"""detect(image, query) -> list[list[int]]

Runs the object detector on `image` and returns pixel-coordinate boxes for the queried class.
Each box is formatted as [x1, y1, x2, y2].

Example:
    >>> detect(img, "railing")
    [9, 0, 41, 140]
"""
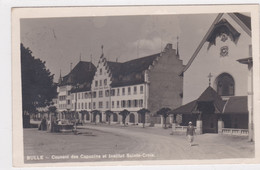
[174, 126, 197, 131]
[222, 128, 248, 136]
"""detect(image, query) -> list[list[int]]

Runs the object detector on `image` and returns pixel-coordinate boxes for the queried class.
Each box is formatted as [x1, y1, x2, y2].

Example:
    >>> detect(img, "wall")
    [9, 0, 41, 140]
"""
[148, 45, 184, 115]
[183, 14, 251, 104]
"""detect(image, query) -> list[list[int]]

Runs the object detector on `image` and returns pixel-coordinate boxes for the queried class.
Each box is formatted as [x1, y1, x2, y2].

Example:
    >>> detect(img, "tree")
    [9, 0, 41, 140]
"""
[80, 110, 89, 123]
[91, 110, 101, 124]
[119, 109, 130, 126]
[105, 110, 113, 125]
[21, 43, 57, 116]
[48, 106, 57, 116]
[137, 108, 150, 128]
[157, 107, 171, 129]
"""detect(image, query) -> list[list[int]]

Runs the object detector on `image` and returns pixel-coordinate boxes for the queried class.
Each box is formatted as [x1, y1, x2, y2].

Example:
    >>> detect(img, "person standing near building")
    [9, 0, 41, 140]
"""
[186, 121, 196, 146]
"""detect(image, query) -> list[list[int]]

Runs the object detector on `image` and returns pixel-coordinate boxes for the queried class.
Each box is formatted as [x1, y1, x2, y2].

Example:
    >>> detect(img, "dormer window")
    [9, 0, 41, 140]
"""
[100, 68, 102, 75]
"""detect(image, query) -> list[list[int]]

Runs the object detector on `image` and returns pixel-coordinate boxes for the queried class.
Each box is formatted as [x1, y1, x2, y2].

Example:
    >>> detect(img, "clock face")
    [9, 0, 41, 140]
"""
[220, 46, 229, 57]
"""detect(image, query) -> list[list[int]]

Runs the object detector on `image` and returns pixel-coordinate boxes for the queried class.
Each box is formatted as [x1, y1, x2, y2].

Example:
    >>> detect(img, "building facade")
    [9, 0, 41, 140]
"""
[172, 13, 252, 136]
[57, 44, 184, 126]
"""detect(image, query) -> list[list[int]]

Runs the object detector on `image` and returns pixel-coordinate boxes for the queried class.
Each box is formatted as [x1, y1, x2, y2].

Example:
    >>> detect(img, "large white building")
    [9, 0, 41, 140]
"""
[57, 43, 184, 126]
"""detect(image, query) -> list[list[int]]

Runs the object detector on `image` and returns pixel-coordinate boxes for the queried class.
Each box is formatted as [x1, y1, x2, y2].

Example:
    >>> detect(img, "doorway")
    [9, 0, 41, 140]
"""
[202, 113, 218, 133]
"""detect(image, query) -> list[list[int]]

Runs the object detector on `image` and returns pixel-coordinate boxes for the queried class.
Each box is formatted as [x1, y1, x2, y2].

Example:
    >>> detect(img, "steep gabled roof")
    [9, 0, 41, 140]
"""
[59, 61, 96, 90]
[171, 86, 227, 114]
[197, 86, 226, 112]
[106, 53, 160, 87]
[180, 13, 251, 76]
[234, 13, 251, 30]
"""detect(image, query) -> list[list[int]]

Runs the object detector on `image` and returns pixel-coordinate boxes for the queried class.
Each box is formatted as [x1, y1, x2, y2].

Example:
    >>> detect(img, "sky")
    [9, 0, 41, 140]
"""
[20, 14, 218, 82]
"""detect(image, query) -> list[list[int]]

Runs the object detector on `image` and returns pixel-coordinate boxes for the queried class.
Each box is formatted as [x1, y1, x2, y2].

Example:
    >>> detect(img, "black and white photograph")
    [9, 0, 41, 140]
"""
[11, 5, 260, 167]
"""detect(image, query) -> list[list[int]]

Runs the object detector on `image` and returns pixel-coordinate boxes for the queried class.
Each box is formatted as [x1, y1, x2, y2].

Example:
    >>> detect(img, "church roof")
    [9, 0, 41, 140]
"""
[197, 86, 226, 112]
[170, 100, 197, 114]
[106, 53, 160, 87]
[222, 96, 248, 114]
[234, 13, 251, 30]
[59, 61, 96, 91]
[171, 87, 248, 115]
[180, 13, 251, 76]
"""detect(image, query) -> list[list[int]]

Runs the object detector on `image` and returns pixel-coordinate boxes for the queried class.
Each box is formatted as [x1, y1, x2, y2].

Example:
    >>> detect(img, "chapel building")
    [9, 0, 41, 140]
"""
[172, 13, 252, 136]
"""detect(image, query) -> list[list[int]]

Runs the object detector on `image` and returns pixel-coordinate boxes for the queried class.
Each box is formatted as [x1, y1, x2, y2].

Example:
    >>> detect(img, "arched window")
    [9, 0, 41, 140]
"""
[215, 73, 234, 96]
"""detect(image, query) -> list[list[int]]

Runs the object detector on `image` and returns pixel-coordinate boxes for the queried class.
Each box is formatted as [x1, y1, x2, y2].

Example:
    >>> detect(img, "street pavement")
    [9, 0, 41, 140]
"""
[23, 123, 254, 163]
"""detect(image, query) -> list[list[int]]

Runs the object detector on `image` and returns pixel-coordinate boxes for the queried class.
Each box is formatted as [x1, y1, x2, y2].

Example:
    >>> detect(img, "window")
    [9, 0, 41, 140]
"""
[67, 100, 70, 105]
[78, 93, 80, 99]
[59, 95, 66, 101]
[89, 103, 91, 109]
[122, 88, 125, 95]
[85, 102, 87, 109]
[84, 92, 88, 99]
[121, 100, 126, 108]
[99, 80, 102, 86]
[128, 100, 131, 107]
[134, 100, 138, 107]
[105, 90, 110, 97]
[99, 102, 103, 108]
[128, 87, 131, 95]
[112, 101, 114, 108]
[93, 102, 96, 109]
[106, 101, 109, 108]
[134, 86, 137, 94]
[110, 89, 115, 96]
[100, 68, 102, 75]
[139, 99, 143, 107]
[99, 91, 103, 97]
[93, 92, 97, 98]
[81, 103, 84, 109]
[95, 80, 98, 87]
[78, 103, 80, 109]
[117, 88, 120, 96]
[82, 93, 84, 99]
[216, 73, 235, 96]
[104, 79, 107, 86]
[117, 101, 120, 108]
[140, 86, 144, 94]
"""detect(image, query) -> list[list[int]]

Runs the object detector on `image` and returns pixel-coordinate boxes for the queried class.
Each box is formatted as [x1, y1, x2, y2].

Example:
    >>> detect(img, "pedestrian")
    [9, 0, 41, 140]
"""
[186, 121, 196, 146]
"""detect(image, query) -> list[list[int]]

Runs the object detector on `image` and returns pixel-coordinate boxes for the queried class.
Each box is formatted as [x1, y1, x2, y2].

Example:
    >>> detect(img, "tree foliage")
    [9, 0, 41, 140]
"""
[157, 107, 171, 128]
[21, 43, 57, 114]
[119, 109, 130, 126]
[105, 110, 114, 125]
[137, 108, 150, 128]
[91, 110, 101, 123]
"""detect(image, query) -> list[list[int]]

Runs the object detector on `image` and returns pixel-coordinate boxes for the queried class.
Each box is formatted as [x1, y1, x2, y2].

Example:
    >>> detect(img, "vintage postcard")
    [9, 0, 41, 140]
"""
[12, 5, 260, 167]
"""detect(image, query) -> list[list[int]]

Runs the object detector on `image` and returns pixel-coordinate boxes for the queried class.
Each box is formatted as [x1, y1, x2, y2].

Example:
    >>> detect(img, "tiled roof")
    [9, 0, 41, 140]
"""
[170, 100, 197, 114]
[59, 61, 96, 91]
[106, 53, 160, 87]
[223, 96, 248, 114]
[171, 86, 248, 115]
[197, 86, 226, 112]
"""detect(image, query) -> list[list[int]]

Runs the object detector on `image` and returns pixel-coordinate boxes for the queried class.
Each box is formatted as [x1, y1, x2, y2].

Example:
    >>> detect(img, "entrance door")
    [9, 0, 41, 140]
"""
[202, 114, 218, 133]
